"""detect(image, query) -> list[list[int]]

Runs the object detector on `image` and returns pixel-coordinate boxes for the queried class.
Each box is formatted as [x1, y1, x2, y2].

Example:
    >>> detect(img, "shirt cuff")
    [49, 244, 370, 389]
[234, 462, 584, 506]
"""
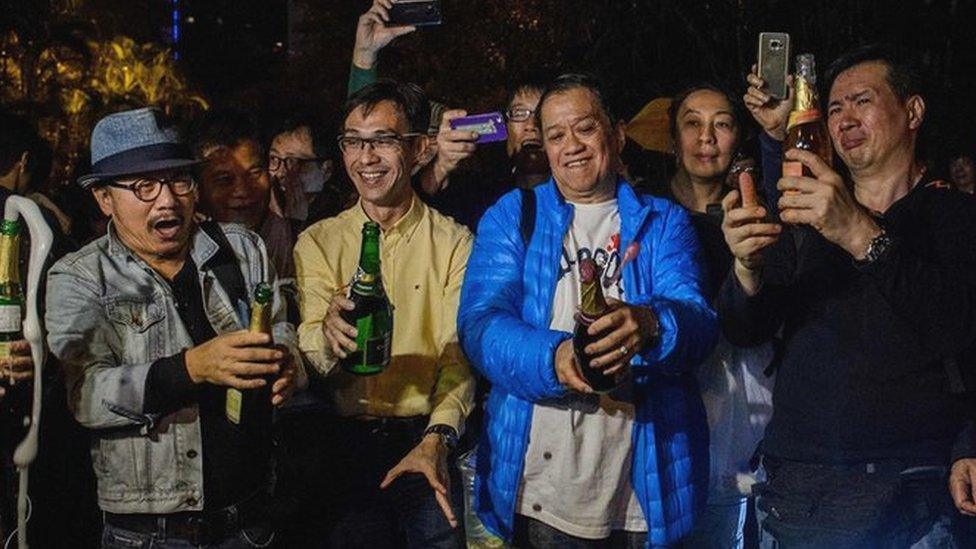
[348, 63, 378, 97]
[143, 350, 199, 414]
[428, 407, 464, 434]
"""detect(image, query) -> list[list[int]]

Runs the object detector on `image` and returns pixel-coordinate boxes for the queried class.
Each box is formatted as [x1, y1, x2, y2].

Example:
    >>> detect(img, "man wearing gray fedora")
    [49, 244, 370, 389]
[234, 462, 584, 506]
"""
[45, 107, 306, 548]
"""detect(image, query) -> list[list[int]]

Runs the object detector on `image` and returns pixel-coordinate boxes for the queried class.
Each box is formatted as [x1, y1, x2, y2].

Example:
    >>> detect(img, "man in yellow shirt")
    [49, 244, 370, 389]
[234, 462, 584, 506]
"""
[294, 80, 474, 548]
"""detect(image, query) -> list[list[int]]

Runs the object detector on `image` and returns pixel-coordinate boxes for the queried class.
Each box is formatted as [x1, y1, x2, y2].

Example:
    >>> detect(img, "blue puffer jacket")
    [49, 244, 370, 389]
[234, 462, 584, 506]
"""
[458, 178, 717, 547]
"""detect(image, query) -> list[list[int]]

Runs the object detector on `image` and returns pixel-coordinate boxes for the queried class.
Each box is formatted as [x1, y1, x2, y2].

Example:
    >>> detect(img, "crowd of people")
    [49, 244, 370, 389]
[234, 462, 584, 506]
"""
[2, 1, 976, 548]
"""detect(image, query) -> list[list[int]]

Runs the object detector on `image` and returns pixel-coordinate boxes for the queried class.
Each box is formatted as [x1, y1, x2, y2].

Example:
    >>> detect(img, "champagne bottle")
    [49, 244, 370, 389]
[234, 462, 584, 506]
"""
[339, 221, 393, 376]
[226, 282, 273, 425]
[572, 258, 619, 393]
[0, 219, 29, 430]
[783, 53, 833, 178]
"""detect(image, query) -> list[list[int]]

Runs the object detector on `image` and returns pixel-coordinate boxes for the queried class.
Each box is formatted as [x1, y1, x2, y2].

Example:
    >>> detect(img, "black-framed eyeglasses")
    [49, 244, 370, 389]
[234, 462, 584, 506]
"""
[105, 176, 197, 202]
[336, 132, 422, 154]
[269, 154, 326, 172]
[505, 106, 535, 123]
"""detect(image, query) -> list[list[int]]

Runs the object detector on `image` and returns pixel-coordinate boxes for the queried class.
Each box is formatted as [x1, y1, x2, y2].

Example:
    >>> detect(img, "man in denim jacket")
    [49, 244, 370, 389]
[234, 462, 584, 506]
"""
[46, 108, 304, 548]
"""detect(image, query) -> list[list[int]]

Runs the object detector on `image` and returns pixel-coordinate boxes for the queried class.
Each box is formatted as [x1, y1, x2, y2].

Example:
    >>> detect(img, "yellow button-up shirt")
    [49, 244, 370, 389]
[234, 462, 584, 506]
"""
[294, 196, 474, 431]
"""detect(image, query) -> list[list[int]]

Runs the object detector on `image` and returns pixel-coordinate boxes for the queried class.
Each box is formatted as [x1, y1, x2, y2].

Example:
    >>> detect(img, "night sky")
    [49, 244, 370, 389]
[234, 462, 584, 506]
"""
[4, 0, 976, 170]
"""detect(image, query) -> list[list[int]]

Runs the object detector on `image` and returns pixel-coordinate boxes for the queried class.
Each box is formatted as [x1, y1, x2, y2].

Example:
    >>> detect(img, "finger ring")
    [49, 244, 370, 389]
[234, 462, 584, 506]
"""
[619, 345, 628, 356]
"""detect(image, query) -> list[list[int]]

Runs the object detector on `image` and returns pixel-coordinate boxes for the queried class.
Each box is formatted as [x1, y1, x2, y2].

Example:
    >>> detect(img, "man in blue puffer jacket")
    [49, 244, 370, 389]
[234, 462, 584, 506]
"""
[458, 74, 718, 548]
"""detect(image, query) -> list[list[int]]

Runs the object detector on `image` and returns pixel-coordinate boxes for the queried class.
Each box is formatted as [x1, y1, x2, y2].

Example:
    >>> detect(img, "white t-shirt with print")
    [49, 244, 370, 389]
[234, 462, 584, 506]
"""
[516, 199, 648, 539]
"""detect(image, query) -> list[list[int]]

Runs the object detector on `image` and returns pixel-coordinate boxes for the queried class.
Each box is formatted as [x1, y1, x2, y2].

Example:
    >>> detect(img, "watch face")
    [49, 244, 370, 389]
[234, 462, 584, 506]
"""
[425, 425, 458, 448]
[857, 232, 891, 265]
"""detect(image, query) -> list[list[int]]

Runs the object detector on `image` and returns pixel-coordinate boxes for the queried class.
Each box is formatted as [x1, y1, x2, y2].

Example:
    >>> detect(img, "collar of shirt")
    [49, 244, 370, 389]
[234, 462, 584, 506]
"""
[352, 193, 425, 245]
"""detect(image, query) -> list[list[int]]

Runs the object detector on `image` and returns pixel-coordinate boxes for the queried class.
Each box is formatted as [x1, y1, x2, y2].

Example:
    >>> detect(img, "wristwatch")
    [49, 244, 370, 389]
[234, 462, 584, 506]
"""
[423, 424, 459, 451]
[854, 230, 894, 266]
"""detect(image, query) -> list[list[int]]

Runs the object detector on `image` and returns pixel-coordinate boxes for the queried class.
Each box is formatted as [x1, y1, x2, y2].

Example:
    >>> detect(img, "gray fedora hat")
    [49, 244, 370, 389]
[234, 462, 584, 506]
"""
[77, 107, 202, 189]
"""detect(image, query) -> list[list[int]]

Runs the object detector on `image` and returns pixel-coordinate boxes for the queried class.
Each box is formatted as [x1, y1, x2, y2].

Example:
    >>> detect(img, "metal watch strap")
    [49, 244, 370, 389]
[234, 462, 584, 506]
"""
[855, 230, 893, 266]
[423, 424, 459, 450]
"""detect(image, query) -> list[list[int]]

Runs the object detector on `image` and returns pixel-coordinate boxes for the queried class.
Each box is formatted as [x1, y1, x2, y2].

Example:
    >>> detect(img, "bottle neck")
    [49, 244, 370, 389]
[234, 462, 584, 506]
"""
[794, 75, 819, 112]
[579, 278, 609, 321]
[359, 234, 380, 275]
[0, 231, 22, 299]
[353, 233, 382, 294]
[788, 75, 823, 130]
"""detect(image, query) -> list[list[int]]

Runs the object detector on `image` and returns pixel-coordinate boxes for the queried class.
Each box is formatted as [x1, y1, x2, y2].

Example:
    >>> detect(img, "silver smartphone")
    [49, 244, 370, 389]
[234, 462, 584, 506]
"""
[758, 32, 790, 100]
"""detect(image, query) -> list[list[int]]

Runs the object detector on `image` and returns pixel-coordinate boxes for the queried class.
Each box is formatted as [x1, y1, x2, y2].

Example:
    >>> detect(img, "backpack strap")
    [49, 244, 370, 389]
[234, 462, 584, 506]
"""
[199, 220, 250, 324]
[519, 188, 536, 248]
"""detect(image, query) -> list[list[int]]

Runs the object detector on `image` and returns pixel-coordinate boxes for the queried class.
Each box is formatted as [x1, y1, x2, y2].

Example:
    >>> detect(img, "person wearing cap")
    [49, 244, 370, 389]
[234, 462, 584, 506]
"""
[45, 107, 306, 548]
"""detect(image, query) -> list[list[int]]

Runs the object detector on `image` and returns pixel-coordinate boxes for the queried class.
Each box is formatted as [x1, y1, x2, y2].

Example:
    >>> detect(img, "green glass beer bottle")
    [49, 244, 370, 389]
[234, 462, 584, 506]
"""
[226, 282, 274, 425]
[339, 222, 393, 376]
[0, 219, 30, 429]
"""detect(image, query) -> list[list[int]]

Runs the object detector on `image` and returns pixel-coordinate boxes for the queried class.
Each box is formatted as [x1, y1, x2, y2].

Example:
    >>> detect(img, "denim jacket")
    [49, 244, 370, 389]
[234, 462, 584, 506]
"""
[46, 222, 301, 514]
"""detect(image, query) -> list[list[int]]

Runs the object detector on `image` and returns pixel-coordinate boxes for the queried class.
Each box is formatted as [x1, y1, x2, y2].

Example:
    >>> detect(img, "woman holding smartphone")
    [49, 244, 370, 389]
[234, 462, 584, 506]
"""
[655, 83, 775, 549]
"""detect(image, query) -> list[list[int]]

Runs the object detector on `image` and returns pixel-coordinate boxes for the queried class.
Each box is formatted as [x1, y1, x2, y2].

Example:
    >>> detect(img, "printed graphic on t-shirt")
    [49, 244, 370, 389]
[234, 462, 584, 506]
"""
[558, 231, 624, 296]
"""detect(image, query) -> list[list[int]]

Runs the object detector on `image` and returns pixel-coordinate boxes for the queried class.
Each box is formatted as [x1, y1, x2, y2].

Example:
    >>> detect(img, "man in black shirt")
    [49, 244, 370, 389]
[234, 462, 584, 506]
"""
[719, 44, 976, 547]
[46, 108, 304, 548]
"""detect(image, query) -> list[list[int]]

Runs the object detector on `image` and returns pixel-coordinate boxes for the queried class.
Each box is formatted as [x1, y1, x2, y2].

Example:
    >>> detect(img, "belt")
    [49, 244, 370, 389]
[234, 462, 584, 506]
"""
[762, 455, 947, 478]
[104, 491, 268, 545]
[343, 414, 429, 436]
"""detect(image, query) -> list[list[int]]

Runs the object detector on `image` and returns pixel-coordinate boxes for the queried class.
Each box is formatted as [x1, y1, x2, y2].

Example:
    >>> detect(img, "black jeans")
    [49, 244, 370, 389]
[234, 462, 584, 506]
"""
[754, 456, 963, 548]
[101, 522, 274, 549]
[275, 414, 464, 549]
[512, 514, 655, 549]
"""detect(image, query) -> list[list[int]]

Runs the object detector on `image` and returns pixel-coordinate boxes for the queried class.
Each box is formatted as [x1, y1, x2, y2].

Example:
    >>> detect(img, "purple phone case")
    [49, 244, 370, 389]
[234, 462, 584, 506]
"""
[449, 112, 507, 144]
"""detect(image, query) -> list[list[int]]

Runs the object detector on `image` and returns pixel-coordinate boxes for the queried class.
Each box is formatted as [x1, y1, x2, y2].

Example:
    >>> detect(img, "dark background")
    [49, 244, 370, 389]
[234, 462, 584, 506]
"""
[3, 0, 976, 170]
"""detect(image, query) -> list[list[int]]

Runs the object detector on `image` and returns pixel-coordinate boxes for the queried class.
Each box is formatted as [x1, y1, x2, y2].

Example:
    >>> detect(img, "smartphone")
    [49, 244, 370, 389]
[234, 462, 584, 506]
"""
[387, 0, 443, 27]
[758, 32, 790, 100]
[449, 112, 507, 144]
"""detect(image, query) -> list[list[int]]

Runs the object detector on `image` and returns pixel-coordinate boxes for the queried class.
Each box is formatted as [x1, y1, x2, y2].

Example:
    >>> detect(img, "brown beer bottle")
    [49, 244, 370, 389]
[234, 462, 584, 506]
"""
[783, 53, 833, 177]
[572, 258, 619, 393]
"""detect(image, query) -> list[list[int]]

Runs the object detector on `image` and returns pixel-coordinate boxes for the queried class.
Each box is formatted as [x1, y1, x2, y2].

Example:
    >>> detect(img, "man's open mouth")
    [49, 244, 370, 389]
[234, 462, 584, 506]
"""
[152, 217, 183, 239]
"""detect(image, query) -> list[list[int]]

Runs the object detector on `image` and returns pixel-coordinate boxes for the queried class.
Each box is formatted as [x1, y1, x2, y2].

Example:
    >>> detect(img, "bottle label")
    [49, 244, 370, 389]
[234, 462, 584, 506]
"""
[249, 303, 272, 336]
[0, 305, 22, 334]
[782, 160, 804, 177]
[226, 388, 243, 425]
[787, 109, 822, 131]
[355, 309, 392, 367]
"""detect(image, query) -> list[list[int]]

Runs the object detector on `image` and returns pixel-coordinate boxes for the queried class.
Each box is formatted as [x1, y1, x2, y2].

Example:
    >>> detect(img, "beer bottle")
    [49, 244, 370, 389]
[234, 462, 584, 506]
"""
[783, 53, 833, 177]
[226, 282, 273, 425]
[572, 258, 619, 393]
[339, 221, 393, 376]
[0, 219, 30, 430]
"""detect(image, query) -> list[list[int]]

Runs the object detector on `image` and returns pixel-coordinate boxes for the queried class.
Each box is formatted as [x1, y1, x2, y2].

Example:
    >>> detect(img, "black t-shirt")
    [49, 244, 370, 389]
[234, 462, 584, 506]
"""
[718, 177, 976, 464]
[651, 183, 733, 303]
[144, 258, 271, 510]
[688, 207, 734, 304]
